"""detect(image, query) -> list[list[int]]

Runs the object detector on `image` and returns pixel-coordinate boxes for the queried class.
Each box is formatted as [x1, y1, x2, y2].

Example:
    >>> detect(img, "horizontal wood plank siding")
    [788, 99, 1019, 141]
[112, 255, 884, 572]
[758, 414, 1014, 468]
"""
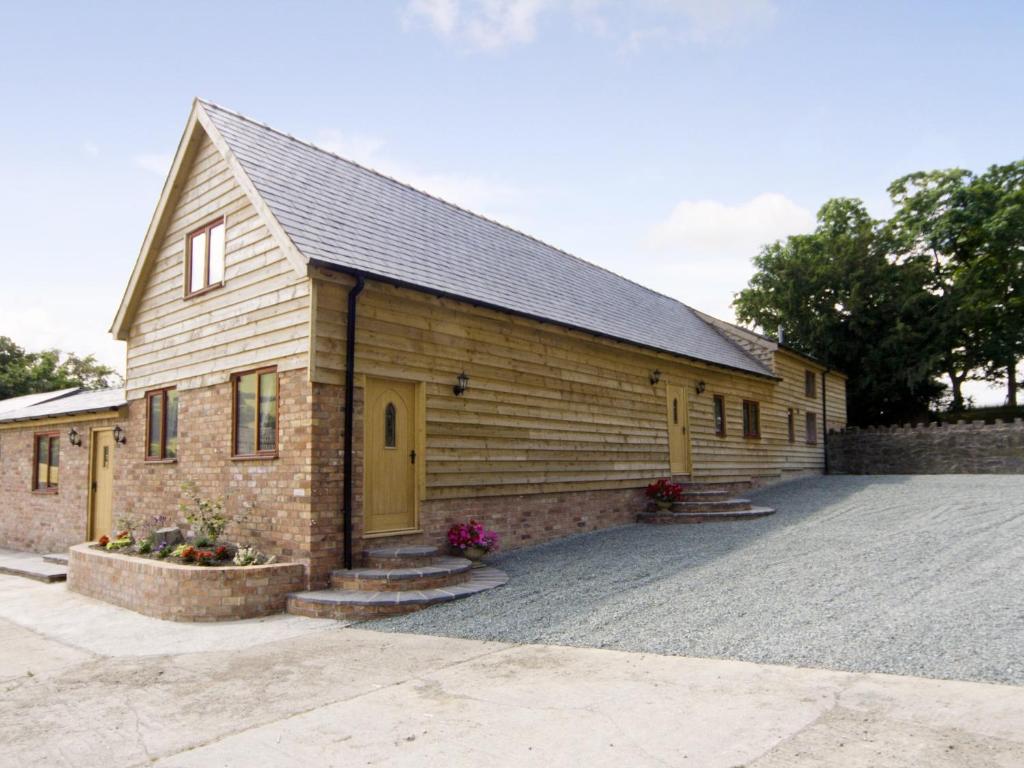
[312, 271, 849, 497]
[125, 131, 309, 397]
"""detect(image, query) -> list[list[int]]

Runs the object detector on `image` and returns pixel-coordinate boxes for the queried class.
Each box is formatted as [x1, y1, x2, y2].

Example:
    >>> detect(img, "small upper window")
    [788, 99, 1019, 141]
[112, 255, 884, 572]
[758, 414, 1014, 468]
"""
[742, 400, 761, 439]
[805, 370, 817, 398]
[34, 433, 59, 492]
[186, 218, 226, 296]
[146, 388, 179, 460]
[713, 395, 726, 437]
[233, 368, 278, 457]
[806, 412, 818, 444]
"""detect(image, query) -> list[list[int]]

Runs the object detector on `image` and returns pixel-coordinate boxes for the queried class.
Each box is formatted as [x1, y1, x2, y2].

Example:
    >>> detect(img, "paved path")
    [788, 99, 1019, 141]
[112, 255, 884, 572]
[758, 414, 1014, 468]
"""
[374, 475, 1024, 685]
[2, 575, 1023, 767]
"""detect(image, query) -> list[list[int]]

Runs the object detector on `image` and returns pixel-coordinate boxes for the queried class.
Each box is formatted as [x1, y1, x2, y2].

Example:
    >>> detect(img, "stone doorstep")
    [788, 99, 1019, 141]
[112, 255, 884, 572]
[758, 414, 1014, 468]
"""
[331, 557, 472, 591]
[42, 553, 70, 566]
[0, 549, 68, 583]
[637, 506, 776, 525]
[361, 544, 442, 569]
[670, 498, 754, 513]
[287, 566, 509, 620]
[676, 489, 732, 502]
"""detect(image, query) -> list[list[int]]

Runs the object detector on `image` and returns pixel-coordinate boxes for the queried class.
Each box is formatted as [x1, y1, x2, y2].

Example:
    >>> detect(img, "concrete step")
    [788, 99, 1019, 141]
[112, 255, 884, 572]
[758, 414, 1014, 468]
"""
[671, 498, 753, 513]
[362, 545, 440, 569]
[0, 549, 68, 583]
[288, 566, 508, 620]
[638, 506, 775, 525]
[331, 556, 472, 591]
[677, 489, 732, 503]
[43, 553, 69, 565]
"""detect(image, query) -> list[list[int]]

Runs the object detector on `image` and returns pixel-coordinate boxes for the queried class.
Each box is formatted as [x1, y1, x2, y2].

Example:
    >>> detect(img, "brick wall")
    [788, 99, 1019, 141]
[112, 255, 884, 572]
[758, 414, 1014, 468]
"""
[0, 415, 122, 552]
[67, 544, 306, 621]
[827, 420, 1024, 474]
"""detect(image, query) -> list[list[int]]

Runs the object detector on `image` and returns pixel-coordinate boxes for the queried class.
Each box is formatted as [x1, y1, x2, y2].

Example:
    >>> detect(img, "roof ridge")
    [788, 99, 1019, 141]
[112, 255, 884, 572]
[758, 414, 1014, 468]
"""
[195, 98, 711, 316]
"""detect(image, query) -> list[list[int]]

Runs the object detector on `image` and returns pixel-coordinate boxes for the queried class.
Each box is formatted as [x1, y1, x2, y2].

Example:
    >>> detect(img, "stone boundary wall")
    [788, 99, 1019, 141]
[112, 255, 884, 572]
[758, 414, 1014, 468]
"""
[67, 544, 306, 622]
[827, 419, 1024, 474]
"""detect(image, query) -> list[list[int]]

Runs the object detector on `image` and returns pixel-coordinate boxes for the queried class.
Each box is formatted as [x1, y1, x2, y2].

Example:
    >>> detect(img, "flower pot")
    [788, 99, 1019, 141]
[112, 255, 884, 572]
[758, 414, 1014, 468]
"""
[655, 500, 673, 511]
[462, 545, 488, 567]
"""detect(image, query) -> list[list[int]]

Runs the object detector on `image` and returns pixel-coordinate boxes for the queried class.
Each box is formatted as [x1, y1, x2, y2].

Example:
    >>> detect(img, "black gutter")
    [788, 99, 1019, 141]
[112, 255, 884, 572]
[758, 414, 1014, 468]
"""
[309, 260, 781, 382]
[342, 273, 366, 570]
[821, 369, 830, 474]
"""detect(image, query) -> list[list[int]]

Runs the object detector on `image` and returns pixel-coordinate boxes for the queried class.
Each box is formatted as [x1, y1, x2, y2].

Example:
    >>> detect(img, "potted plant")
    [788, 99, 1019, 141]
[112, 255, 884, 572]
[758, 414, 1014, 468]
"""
[645, 478, 683, 510]
[447, 519, 500, 566]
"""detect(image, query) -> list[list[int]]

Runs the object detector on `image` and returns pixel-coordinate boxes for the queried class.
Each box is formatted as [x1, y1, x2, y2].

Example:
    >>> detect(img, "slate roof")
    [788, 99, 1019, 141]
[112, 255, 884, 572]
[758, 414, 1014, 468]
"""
[0, 389, 126, 423]
[0, 388, 81, 416]
[201, 101, 772, 378]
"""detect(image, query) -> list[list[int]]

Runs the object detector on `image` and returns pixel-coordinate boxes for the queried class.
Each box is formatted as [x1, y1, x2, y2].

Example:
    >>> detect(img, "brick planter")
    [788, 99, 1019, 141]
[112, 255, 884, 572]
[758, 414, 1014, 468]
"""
[67, 543, 306, 622]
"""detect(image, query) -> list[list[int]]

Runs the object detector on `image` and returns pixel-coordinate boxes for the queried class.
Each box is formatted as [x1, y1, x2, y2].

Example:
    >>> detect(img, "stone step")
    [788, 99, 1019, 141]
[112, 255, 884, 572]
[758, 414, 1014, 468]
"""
[288, 566, 509, 620]
[671, 498, 753, 513]
[637, 506, 776, 525]
[0, 550, 68, 583]
[42, 553, 69, 565]
[362, 545, 440, 569]
[677, 489, 731, 502]
[331, 556, 472, 591]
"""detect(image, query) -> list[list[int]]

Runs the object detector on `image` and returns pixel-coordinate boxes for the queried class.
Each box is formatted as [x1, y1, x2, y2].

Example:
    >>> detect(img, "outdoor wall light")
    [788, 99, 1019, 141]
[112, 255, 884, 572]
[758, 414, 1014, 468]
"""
[68, 427, 82, 447]
[112, 425, 126, 445]
[453, 371, 470, 396]
[649, 369, 661, 385]
[695, 380, 706, 395]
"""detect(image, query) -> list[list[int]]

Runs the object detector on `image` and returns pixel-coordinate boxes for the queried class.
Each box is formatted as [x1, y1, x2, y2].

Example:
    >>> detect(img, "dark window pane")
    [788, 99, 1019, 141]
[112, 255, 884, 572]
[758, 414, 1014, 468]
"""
[384, 403, 397, 448]
[235, 373, 257, 454]
[258, 372, 277, 452]
[165, 390, 179, 459]
[148, 393, 162, 458]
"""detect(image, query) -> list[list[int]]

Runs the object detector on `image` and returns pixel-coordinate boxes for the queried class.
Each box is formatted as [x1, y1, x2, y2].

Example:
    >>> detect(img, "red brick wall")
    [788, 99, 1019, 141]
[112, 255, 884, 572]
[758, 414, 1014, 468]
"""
[67, 544, 306, 621]
[0, 415, 122, 553]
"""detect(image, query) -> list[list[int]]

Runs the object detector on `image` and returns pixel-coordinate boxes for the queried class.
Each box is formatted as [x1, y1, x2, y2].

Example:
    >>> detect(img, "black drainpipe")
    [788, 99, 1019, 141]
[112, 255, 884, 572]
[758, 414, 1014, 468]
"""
[821, 368, 830, 474]
[343, 274, 366, 570]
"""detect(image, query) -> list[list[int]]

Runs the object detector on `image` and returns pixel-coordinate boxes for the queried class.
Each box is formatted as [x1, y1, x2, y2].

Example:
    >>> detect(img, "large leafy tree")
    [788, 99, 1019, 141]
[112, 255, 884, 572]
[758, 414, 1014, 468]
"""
[0, 336, 121, 400]
[734, 198, 943, 426]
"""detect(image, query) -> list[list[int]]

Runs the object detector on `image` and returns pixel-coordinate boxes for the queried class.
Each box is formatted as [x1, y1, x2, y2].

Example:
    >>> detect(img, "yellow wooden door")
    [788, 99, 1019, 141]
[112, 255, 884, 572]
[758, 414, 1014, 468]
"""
[89, 430, 115, 540]
[666, 385, 691, 475]
[364, 378, 418, 535]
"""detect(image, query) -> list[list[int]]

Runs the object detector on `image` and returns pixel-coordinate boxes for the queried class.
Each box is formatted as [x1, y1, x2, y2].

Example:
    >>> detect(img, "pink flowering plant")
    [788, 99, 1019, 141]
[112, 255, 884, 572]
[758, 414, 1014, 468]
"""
[447, 519, 500, 553]
[645, 478, 683, 503]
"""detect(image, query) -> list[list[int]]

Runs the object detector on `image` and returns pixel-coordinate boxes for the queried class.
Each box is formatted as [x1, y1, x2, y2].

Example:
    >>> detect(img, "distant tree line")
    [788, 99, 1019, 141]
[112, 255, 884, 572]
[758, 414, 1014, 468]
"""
[733, 161, 1024, 427]
[0, 336, 122, 400]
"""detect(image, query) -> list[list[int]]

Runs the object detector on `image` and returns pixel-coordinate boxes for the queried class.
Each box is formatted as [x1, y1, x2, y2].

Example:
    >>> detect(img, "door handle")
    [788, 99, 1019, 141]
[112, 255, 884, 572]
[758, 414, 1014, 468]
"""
[410, 450, 416, 464]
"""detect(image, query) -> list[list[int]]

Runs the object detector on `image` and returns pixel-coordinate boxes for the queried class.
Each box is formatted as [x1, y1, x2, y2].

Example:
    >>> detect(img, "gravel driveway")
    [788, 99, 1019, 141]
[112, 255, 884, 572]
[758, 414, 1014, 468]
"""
[372, 475, 1024, 685]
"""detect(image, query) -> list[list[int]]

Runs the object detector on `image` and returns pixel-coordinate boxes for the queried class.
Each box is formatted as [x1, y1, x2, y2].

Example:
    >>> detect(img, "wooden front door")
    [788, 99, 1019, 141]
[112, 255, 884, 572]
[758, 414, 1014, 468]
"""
[89, 429, 115, 539]
[364, 377, 418, 535]
[666, 384, 691, 475]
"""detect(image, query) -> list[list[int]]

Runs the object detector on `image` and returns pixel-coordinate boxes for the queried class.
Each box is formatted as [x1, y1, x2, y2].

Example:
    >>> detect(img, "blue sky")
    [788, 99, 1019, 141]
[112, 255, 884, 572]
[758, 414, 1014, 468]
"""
[1, 1, 1021, 402]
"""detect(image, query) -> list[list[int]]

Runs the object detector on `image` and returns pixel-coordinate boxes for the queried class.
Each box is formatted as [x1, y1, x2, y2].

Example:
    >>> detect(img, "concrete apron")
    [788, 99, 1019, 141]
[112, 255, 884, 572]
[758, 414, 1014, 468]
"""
[1, 575, 1022, 768]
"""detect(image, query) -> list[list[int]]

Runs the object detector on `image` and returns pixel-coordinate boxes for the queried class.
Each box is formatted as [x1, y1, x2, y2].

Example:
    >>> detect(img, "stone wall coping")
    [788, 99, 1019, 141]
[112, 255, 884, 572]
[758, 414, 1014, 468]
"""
[68, 543, 303, 575]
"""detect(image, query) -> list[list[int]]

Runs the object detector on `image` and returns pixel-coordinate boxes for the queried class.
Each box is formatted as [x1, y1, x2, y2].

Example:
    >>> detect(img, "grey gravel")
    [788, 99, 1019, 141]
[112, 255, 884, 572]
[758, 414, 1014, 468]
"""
[370, 475, 1024, 685]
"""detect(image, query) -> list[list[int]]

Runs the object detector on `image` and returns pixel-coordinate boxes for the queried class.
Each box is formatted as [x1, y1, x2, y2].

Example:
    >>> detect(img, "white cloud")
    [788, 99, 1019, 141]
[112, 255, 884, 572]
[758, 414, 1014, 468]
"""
[314, 129, 521, 216]
[403, 0, 776, 50]
[134, 152, 173, 176]
[647, 193, 814, 257]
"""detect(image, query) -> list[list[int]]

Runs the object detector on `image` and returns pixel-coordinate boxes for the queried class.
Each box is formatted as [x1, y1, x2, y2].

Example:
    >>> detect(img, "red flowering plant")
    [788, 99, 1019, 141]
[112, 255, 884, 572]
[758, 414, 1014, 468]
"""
[214, 545, 228, 561]
[447, 519, 500, 553]
[180, 546, 197, 563]
[645, 478, 683, 505]
[195, 550, 215, 566]
[97, 535, 110, 547]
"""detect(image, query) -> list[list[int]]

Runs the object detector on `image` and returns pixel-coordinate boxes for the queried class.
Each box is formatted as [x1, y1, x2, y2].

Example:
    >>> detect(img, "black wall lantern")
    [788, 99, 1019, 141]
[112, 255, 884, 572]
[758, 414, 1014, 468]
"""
[649, 369, 661, 385]
[695, 380, 706, 395]
[453, 371, 470, 396]
[112, 425, 126, 445]
[68, 427, 82, 447]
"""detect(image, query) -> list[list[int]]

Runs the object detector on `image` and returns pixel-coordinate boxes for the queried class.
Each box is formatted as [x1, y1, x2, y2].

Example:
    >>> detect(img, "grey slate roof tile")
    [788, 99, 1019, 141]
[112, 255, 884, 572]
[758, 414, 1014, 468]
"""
[201, 101, 772, 377]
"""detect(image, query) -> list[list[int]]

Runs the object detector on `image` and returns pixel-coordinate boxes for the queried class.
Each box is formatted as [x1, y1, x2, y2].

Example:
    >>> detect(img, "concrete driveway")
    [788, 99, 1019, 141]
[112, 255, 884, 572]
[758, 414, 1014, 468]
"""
[2, 574, 1024, 767]
[374, 475, 1024, 685]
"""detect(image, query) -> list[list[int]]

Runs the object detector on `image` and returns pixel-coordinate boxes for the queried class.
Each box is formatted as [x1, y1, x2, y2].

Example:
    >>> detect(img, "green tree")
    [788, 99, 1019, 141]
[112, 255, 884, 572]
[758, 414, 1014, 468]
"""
[734, 198, 943, 426]
[0, 336, 121, 400]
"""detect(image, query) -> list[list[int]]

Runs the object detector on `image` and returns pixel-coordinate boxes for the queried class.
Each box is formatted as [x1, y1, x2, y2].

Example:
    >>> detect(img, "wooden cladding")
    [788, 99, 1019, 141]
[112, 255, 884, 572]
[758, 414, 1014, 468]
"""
[33, 432, 59, 492]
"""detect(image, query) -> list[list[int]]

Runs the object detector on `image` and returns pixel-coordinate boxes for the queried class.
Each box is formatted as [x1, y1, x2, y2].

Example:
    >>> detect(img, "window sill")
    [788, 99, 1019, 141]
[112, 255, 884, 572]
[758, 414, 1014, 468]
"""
[743, 434, 761, 440]
[231, 453, 278, 461]
[183, 282, 224, 301]
[144, 458, 178, 464]
[32, 488, 59, 495]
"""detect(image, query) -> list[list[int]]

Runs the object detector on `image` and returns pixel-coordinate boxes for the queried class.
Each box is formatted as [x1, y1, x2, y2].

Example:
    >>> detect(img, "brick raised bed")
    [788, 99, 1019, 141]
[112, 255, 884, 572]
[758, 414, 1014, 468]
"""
[67, 543, 306, 622]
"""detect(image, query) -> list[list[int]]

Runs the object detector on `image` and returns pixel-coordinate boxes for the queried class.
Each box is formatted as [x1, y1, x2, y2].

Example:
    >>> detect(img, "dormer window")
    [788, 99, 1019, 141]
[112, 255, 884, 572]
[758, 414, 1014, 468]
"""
[185, 218, 226, 296]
